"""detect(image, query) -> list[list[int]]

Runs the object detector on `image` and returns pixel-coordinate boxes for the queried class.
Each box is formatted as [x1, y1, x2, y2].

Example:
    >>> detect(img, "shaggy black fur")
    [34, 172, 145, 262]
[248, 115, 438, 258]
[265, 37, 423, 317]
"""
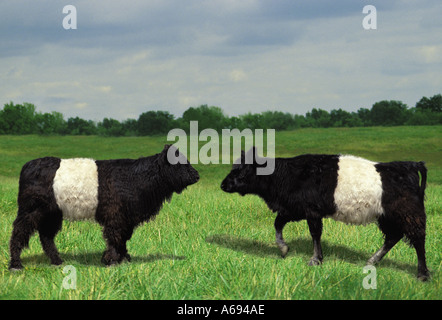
[9, 145, 199, 269]
[9, 157, 63, 270]
[95, 145, 199, 265]
[220, 147, 429, 281]
[374, 161, 428, 280]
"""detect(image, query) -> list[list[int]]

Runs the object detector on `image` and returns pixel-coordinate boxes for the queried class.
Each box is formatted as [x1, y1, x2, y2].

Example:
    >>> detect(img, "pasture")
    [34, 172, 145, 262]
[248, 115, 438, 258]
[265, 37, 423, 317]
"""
[0, 126, 441, 299]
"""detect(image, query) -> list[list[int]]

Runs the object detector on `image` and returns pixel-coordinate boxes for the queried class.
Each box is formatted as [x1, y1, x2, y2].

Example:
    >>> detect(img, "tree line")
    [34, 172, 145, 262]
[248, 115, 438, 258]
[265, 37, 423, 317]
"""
[0, 94, 440, 136]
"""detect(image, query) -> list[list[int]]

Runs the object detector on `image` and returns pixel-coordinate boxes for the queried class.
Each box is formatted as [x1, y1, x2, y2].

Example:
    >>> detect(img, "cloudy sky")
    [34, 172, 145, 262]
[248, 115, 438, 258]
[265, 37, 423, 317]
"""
[1, 0, 441, 121]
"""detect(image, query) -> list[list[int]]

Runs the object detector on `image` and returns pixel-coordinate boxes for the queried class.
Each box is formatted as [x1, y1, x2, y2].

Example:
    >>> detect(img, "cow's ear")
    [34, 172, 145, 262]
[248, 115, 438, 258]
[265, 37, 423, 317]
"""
[252, 146, 258, 162]
[239, 150, 246, 166]
[166, 144, 179, 157]
[252, 146, 262, 165]
[160, 144, 181, 165]
[163, 144, 171, 152]
[244, 147, 257, 165]
[159, 145, 170, 164]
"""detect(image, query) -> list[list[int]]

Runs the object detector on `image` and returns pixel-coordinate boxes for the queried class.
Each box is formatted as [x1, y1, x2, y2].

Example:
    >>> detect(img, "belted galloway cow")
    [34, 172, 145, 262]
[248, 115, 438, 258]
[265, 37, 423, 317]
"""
[9, 145, 199, 269]
[221, 147, 429, 281]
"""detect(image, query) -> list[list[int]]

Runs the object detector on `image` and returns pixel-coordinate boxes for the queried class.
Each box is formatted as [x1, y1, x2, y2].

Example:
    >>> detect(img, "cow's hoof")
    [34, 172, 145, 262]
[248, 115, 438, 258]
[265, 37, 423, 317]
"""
[9, 261, 23, 271]
[308, 257, 322, 266]
[279, 245, 289, 258]
[417, 271, 430, 282]
[51, 258, 63, 266]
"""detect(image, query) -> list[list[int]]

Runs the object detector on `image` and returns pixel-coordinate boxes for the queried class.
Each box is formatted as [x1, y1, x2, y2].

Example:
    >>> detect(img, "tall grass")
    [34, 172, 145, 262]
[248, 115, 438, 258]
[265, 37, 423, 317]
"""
[0, 126, 440, 299]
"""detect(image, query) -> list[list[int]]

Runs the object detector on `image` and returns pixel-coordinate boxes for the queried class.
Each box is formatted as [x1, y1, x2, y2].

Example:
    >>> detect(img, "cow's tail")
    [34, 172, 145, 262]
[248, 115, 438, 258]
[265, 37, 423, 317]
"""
[416, 161, 427, 203]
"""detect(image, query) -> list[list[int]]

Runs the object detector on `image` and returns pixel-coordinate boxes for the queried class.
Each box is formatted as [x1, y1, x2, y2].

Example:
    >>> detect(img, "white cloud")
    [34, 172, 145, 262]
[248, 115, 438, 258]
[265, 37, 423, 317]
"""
[96, 86, 112, 93]
[75, 102, 88, 110]
[229, 69, 247, 82]
[418, 46, 442, 64]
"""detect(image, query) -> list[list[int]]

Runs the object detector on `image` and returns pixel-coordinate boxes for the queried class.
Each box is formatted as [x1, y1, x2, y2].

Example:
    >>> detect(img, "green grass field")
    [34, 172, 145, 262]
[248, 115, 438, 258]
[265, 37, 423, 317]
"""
[0, 126, 441, 300]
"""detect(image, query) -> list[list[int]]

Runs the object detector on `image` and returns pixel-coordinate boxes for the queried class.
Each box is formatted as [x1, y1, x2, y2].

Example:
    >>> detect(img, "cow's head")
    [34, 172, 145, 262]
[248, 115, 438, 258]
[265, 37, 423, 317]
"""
[161, 144, 199, 192]
[220, 147, 265, 196]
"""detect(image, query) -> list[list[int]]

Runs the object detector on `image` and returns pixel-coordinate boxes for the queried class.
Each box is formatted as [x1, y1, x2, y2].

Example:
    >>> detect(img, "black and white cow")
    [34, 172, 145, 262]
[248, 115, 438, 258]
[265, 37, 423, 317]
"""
[221, 147, 430, 281]
[9, 145, 199, 269]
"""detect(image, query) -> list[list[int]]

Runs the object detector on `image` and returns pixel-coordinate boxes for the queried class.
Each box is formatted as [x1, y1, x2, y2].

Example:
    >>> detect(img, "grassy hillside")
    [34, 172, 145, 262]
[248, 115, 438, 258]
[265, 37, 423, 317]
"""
[0, 126, 440, 299]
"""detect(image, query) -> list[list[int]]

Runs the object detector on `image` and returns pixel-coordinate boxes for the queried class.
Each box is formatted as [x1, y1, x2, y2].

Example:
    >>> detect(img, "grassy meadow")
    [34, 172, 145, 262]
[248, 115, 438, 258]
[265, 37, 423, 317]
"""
[0, 126, 441, 300]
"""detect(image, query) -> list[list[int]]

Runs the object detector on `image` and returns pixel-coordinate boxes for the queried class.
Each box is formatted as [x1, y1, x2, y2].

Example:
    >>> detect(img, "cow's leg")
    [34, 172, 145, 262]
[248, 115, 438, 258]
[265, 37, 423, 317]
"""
[275, 214, 290, 258]
[119, 226, 134, 262]
[101, 224, 133, 266]
[403, 212, 430, 281]
[411, 238, 430, 281]
[9, 210, 38, 270]
[307, 218, 323, 266]
[118, 241, 131, 262]
[38, 210, 63, 266]
[101, 226, 123, 266]
[367, 236, 401, 266]
[368, 216, 403, 265]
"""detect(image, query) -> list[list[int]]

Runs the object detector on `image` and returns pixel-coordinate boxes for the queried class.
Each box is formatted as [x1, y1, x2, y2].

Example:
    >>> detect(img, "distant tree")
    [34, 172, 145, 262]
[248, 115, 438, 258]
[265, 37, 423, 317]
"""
[239, 112, 262, 130]
[406, 106, 442, 126]
[260, 111, 296, 130]
[98, 118, 124, 136]
[225, 116, 243, 130]
[416, 94, 442, 113]
[349, 112, 364, 127]
[66, 117, 97, 135]
[0, 113, 5, 134]
[370, 100, 410, 126]
[306, 108, 332, 128]
[327, 109, 363, 127]
[0, 102, 38, 134]
[182, 105, 228, 132]
[2, 94, 441, 136]
[330, 109, 350, 127]
[138, 110, 175, 136]
[35, 111, 66, 135]
[121, 119, 138, 136]
[357, 108, 372, 126]
[293, 114, 309, 128]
